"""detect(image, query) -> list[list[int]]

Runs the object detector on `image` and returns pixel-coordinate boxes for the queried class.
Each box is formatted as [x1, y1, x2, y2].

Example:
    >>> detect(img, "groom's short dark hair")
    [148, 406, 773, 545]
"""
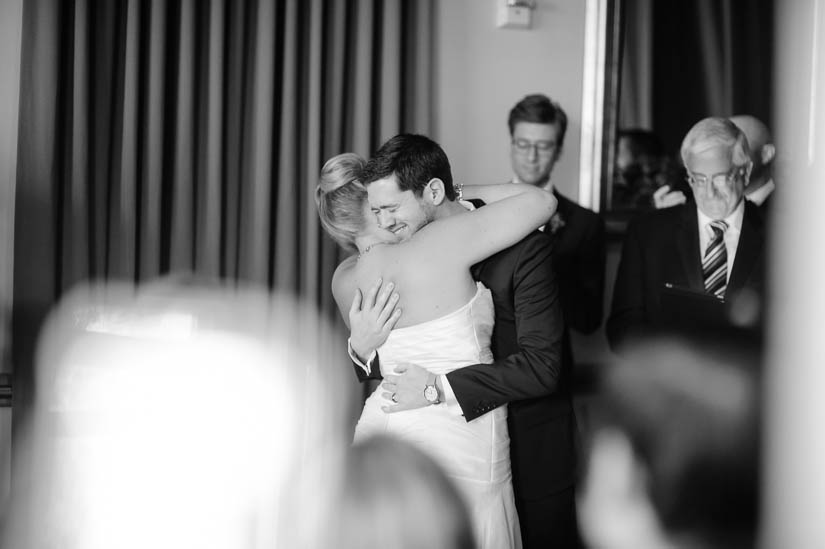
[361, 134, 456, 200]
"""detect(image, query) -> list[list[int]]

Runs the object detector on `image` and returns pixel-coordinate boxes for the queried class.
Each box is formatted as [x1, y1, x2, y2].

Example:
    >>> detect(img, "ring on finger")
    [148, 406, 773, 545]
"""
[391, 393, 398, 403]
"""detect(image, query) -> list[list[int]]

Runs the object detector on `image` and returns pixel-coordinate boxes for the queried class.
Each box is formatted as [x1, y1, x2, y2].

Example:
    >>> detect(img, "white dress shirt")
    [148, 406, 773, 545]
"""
[696, 200, 745, 283]
[511, 176, 553, 194]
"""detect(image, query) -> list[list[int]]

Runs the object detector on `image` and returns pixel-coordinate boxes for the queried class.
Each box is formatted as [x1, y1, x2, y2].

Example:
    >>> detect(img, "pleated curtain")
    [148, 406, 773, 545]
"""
[617, 0, 772, 150]
[12, 0, 434, 418]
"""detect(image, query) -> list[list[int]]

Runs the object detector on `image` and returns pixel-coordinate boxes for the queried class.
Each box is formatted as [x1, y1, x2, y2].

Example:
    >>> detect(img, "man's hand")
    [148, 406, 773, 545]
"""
[349, 277, 402, 360]
[381, 362, 433, 413]
[653, 185, 687, 209]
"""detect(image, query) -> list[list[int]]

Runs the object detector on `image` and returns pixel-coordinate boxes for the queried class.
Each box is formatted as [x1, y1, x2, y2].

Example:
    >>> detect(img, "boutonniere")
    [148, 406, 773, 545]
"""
[548, 211, 566, 234]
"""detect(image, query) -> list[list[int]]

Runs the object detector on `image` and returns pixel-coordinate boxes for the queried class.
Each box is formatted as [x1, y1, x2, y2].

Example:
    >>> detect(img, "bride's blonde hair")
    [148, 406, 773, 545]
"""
[315, 153, 368, 253]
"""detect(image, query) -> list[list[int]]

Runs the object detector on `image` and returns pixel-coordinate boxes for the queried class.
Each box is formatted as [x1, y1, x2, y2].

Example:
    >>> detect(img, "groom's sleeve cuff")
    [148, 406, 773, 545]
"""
[440, 375, 462, 415]
[347, 338, 377, 376]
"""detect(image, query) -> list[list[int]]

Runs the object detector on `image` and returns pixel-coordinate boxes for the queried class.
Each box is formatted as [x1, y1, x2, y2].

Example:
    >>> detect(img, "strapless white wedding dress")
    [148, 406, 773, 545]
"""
[354, 283, 521, 549]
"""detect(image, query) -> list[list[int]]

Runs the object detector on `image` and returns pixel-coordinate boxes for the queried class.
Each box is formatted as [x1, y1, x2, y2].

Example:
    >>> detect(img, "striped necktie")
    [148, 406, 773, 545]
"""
[703, 220, 729, 298]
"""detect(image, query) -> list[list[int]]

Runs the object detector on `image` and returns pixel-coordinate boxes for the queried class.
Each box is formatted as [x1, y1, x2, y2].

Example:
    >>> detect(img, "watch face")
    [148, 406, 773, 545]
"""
[424, 385, 438, 403]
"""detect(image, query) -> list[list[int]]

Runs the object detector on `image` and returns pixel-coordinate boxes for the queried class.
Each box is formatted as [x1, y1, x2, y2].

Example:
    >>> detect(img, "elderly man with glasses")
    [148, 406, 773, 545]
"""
[607, 117, 766, 354]
[653, 114, 777, 212]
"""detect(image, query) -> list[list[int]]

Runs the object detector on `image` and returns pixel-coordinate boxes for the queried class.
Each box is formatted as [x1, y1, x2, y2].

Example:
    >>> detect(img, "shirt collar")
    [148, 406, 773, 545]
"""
[511, 176, 553, 194]
[696, 199, 745, 234]
[459, 199, 476, 211]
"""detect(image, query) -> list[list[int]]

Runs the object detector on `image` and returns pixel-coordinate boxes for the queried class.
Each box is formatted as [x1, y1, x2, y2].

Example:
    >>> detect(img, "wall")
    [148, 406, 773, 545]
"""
[435, 0, 587, 198]
[435, 0, 610, 373]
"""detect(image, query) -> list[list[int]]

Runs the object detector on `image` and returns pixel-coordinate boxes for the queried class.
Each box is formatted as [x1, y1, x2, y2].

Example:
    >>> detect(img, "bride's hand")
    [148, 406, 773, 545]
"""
[349, 278, 402, 359]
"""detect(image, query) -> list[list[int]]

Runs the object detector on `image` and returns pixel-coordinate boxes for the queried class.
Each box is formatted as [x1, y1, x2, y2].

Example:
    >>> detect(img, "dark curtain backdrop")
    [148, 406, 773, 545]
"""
[12, 0, 434, 438]
[620, 0, 773, 154]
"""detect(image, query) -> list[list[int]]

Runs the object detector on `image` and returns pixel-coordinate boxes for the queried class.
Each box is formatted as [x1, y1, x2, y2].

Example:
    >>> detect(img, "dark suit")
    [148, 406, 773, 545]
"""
[750, 182, 774, 219]
[351, 221, 579, 548]
[606, 201, 766, 353]
[549, 189, 606, 370]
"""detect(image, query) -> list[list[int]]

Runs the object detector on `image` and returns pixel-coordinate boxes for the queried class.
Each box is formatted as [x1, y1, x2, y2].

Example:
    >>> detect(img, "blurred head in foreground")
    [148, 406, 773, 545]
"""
[327, 434, 475, 549]
[580, 335, 761, 549]
[4, 280, 357, 549]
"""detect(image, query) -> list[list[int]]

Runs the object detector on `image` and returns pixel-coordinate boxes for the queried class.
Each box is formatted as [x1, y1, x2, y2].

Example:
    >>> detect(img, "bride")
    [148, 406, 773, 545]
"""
[315, 136, 556, 549]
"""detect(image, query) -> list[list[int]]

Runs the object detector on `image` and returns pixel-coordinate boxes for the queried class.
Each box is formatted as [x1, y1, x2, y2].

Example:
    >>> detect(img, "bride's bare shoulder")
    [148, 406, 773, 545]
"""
[331, 256, 359, 318]
[332, 255, 358, 288]
[335, 254, 358, 271]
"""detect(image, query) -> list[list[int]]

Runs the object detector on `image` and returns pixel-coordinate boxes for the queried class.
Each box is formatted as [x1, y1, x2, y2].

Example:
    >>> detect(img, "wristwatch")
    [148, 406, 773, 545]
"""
[423, 373, 440, 405]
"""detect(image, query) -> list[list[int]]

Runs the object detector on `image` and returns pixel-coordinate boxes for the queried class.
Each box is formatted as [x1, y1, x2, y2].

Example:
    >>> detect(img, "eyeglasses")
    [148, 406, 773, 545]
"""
[512, 138, 557, 155]
[685, 165, 749, 188]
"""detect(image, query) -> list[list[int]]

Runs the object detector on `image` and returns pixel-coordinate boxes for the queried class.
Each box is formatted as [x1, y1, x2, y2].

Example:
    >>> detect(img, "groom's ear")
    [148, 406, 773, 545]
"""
[424, 178, 446, 206]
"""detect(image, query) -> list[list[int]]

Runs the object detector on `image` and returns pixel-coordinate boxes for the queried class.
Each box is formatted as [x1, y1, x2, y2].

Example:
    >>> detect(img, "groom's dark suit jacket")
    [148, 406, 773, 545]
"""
[352, 210, 576, 501]
[548, 189, 606, 372]
[460, 229, 577, 501]
[606, 200, 766, 353]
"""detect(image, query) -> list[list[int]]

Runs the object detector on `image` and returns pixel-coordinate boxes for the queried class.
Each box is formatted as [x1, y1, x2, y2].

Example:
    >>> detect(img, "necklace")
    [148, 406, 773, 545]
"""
[358, 243, 383, 259]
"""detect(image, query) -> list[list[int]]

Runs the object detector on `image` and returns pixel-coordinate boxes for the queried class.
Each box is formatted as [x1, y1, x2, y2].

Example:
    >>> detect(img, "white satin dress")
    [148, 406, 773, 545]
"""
[354, 283, 521, 549]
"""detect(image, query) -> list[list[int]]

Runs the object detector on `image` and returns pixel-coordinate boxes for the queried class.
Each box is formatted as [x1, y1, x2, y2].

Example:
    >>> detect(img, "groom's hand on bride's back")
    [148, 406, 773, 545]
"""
[349, 277, 402, 360]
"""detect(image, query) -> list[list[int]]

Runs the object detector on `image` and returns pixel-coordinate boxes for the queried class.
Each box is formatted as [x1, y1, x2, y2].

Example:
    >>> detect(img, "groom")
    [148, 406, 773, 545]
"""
[347, 134, 580, 548]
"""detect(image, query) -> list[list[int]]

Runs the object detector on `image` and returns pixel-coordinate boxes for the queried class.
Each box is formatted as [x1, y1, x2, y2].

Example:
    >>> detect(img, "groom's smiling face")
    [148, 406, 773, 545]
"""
[367, 174, 433, 242]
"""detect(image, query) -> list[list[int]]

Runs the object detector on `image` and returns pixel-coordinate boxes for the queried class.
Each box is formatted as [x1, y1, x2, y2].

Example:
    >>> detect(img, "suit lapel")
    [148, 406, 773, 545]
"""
[549, 189, 570, 239]
[675, 205, 704, 291]
[552, 189, 568, 215]
[728, 202, 764, 294]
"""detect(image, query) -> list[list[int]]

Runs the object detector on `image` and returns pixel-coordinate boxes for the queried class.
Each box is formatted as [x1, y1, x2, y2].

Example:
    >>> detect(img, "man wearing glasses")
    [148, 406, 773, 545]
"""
[653, 114, 776, 212]
[607, 117, 766, 353]
[504, 94, 606, 547]
[507, 94, 606, 372]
